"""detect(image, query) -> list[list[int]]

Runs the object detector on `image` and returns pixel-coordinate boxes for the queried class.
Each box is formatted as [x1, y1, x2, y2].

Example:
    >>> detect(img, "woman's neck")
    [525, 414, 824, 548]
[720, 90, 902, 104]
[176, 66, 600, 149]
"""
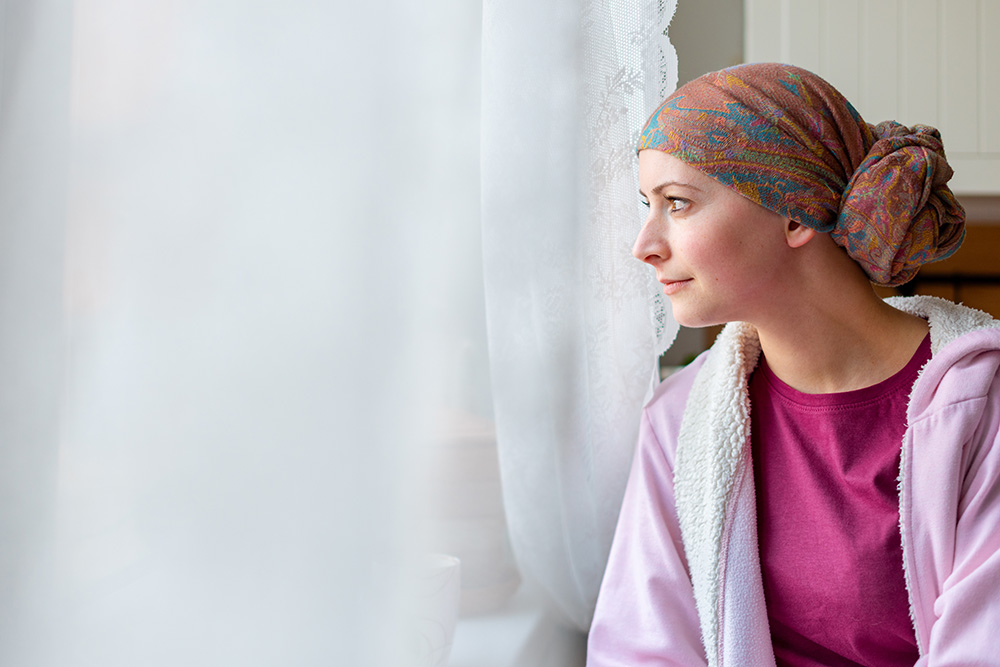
[753, 279, 928, 395]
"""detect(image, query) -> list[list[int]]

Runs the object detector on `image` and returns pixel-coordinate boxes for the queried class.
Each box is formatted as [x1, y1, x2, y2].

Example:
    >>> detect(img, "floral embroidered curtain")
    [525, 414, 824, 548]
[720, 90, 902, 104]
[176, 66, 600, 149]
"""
[482, 0, 679, 632]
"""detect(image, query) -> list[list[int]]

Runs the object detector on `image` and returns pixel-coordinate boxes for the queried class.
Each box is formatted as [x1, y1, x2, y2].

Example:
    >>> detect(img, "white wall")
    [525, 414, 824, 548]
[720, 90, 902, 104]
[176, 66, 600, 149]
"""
[670, 0, 744, 85]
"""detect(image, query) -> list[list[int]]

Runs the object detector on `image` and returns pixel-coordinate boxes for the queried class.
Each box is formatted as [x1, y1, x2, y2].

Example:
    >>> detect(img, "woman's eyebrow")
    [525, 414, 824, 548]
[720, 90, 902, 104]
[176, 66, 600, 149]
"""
[638, 181, 703, 198]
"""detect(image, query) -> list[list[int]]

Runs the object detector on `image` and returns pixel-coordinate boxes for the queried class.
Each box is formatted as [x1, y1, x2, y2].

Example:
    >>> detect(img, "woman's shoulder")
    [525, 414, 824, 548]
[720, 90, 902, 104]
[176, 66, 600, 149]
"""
[886, 295, 1000, 351]
[650, 353, 707, 402]
[644, 321, 761, 438]
[642, 351, 710, 441]
[893, 295, 1000, 416]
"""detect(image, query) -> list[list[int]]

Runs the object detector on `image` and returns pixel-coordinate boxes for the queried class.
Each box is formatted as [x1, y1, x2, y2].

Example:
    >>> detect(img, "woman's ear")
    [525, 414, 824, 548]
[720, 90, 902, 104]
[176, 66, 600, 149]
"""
[784, 219, 817, 248]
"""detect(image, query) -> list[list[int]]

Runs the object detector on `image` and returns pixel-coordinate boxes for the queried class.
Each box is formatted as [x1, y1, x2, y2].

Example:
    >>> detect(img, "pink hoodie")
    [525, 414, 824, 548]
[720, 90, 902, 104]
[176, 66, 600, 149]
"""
[587, 296, 1000, 666]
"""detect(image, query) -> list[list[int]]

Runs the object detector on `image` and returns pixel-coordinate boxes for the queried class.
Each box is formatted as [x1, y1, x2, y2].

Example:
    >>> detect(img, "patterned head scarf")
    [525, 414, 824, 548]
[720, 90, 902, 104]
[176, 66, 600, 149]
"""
[638, 63, 965, 286]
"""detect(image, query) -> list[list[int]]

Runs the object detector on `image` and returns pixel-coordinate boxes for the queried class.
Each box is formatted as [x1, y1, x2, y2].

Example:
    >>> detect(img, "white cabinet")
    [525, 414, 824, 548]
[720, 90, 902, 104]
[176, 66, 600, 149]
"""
[744, 0, 1000, 194]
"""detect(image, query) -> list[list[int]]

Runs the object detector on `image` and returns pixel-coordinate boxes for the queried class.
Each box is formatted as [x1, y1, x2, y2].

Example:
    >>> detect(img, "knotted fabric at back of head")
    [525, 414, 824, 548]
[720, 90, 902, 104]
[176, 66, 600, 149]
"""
[638, 62, 966, 286]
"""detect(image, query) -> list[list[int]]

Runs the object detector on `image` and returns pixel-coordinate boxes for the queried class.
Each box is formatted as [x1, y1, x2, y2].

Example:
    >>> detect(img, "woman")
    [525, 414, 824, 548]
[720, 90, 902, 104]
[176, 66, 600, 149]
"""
[587, 63, 1000, 666]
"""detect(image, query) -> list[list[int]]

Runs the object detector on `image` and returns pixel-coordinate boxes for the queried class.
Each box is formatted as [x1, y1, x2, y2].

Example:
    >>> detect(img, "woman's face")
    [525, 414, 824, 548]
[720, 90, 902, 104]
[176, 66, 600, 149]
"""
[634, 149, 793, 328]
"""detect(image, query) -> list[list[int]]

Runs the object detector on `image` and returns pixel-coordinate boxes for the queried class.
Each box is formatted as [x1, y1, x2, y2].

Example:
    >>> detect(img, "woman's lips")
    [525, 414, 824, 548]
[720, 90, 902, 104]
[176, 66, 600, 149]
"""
[660, 278, 692, 295]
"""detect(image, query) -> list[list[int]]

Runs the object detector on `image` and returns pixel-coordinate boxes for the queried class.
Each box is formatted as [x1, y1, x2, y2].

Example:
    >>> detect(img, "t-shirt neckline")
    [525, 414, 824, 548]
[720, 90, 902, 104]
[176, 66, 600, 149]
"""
[757, 333, 932, 408]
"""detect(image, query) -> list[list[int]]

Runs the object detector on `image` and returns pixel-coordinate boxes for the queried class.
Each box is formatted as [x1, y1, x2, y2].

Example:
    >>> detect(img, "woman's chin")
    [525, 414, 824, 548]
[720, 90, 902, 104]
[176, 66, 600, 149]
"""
[669, 303, 726, 330]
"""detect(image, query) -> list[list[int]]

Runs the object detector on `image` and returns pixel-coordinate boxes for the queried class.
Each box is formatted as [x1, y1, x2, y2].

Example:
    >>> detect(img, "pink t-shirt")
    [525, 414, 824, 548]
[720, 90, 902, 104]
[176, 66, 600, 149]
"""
[750, 334, 931, 666]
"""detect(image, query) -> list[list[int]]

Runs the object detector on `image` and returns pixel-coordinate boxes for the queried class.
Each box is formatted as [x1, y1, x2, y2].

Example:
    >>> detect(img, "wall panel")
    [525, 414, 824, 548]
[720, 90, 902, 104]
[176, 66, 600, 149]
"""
[900, 0, 939, 127]
[744, 0, 783, 63]
[821, 0, 860, 103]
[787, 0, 821, 72]
[745, 0, 1000, 193]
[861, 0, 900, 123]
[982, 0, 1000, 153]
[941, 0, 979, 153]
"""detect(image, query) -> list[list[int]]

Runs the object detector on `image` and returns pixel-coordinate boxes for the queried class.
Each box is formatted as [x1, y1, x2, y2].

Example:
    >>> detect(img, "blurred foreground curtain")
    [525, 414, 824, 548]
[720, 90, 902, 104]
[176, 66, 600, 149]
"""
[0, 1, 482, 665]
[482, 0, 679, 632]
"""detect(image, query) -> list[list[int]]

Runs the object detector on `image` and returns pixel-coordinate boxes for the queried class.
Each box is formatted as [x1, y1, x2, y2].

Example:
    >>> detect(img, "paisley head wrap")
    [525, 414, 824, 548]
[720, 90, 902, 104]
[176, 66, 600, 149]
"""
[638, 63, 966, 286]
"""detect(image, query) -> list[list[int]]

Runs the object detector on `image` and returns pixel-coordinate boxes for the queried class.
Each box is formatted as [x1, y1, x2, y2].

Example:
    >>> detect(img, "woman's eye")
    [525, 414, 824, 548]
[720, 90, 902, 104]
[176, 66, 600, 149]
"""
[667, 198, 689, 213]
[639, 196, 688, 212]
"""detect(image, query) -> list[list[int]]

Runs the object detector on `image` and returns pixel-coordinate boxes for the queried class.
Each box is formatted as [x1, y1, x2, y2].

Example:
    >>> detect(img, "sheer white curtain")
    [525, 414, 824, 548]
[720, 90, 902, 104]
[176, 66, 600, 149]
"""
[482, 0, 678, 632]
[1, 1, 482, 665]
[0, 0, 72, 659]
[0, 0, 679, 663]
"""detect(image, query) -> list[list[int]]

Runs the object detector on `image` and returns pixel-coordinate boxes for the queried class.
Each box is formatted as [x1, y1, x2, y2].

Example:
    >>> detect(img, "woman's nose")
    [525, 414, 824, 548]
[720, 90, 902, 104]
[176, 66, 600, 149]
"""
[632, 216, 669, 265]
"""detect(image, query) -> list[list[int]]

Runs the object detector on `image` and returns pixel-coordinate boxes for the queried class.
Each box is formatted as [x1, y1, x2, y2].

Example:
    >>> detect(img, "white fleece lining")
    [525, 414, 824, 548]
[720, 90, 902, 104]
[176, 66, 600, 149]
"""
[885, 295, 1000, 355]
[720, 453, 777, 667]
[673, 320, 760, 666]
[672, 295, 1000, 664]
